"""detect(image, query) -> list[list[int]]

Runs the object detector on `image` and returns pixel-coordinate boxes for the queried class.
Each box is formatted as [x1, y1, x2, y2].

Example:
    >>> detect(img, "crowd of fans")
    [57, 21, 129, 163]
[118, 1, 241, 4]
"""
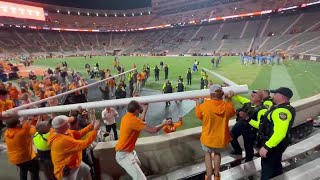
[0, 54, 297, 180]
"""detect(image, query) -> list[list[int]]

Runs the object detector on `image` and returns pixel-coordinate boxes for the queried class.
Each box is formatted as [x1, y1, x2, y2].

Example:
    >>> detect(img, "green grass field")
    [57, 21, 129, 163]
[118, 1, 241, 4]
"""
[33, 56, 320, 130]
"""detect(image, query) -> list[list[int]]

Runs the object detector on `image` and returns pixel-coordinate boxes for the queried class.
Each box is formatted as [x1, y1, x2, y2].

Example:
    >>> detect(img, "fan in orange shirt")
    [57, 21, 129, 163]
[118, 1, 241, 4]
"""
[136, 73, 143, 92]
[7, 82, 20, 107]
[195, 84, 235, 180]
[162, 117, 183, 134]
[52, 81, 60, 94]
[48, 115, 100, 179]
[107, 75, 116, 97]
[115, 101, 167, 179]
[4, 118, 39, 180]
[44, 87, 59, 107]
[69, 80, 80, 95]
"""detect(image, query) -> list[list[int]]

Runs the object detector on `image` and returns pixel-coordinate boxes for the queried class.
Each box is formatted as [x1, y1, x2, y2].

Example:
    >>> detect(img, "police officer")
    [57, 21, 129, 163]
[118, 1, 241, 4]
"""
[260, 90, 274, 109]
[154, 65, 160, 81]
[230, 90, 267, 162]
[164, 64, 169, 80]
[186, 68, 192, 85]
[162, 80, 174, 107]
[251, 87, 295, 180]
[33, 121, 55, 180]
[176, 80, 185, 92]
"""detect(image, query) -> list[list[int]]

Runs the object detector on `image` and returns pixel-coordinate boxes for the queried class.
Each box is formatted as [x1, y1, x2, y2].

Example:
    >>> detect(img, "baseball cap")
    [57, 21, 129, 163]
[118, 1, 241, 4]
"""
[252, 90, 264, 98]
[210, 84, 222, 94]
[270, 87, 293, 99]
[51, 115, 74, 129]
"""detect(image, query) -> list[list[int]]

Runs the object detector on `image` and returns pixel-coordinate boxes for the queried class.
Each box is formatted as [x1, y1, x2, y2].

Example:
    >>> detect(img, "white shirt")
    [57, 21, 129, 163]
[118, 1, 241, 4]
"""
[101, 108, 119, 125]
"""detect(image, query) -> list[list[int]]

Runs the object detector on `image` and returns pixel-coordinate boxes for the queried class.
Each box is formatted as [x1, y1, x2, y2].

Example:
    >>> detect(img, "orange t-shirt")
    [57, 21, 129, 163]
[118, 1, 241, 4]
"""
[5, 122, 36, 165]
[195, 99, 235, 148]
[48, 125, 97, 179]
[115, 113, 146, 152]
[141, 72, 146, 80]
[43, 79, 51, 88]
[69, 84, 80, 95]
[33, 82, 39, 93]
[108, 79, 115, 88]
[0, 100, 14, 112]
[8, 87, 20, 100]
[44, 91, 56, 98]
[137, 74, 142, 81]
[162, 120, 183, 134]
[52, 83, 60, 93]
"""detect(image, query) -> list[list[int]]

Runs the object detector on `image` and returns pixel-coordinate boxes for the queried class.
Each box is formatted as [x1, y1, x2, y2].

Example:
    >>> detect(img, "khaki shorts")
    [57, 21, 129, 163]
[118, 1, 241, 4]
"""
[201, 144, 224, 153]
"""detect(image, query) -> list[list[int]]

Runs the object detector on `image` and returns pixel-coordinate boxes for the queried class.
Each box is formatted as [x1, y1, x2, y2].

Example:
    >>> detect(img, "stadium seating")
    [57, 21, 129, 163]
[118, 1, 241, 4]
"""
[0, 2, 320, 56]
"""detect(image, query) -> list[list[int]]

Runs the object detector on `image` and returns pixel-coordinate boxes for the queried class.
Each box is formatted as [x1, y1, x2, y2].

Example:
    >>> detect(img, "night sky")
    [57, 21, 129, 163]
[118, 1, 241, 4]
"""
[27, 0, 151, 10]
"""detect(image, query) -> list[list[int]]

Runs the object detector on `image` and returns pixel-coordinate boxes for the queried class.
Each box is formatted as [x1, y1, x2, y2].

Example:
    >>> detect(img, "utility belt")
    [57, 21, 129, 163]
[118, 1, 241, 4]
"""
[37, 150, 51, 160]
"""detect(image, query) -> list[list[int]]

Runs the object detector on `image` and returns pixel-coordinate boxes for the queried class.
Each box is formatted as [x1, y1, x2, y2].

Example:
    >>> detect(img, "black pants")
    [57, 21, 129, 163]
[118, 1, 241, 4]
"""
[106, 123, 118, 140]
[230, 120, 256, 162]
[155, 74, 159, 81]
[187, 78, 191, 85]
[165, 72, 168, 79]
[16, 158, 40, 180]
[261, 148, 284, 180]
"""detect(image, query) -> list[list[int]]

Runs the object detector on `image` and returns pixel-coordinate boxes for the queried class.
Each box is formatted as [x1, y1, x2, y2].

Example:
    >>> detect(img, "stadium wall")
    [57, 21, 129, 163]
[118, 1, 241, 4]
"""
[93, 93, 320, 179]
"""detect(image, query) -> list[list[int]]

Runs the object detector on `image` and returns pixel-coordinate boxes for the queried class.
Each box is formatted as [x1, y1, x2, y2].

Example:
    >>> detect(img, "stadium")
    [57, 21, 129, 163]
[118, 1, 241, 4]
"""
[0, 0, 319, 179]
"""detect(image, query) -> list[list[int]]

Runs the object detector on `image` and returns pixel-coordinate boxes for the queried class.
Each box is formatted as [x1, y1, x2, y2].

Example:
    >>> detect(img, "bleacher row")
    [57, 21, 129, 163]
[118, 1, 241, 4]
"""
[0, 9, 319, 56]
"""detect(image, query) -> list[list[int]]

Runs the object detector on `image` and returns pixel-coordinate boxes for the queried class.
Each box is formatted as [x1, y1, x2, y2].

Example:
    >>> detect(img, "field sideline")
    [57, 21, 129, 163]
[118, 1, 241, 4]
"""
[32, 56, 320, 130]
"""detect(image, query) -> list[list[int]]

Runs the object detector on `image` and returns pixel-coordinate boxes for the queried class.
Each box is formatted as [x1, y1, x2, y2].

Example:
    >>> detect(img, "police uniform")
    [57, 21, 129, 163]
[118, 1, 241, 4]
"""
[258, 87, 295, 180]
[33, 126, 55, 179]
[163, 82, 173, 107]
[186, 69, 192, 85]
[176, 81, 185, 92]
[230, 94, 267, 162]
[154, 66, 160, 81]
[263, 96, 273, 109]
[164, 65, 169, 80]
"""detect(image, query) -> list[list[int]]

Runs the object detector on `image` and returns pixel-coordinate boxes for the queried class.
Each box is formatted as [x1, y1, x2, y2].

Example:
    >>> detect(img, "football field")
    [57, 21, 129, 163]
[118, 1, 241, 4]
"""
[32, 56, 320, 130]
